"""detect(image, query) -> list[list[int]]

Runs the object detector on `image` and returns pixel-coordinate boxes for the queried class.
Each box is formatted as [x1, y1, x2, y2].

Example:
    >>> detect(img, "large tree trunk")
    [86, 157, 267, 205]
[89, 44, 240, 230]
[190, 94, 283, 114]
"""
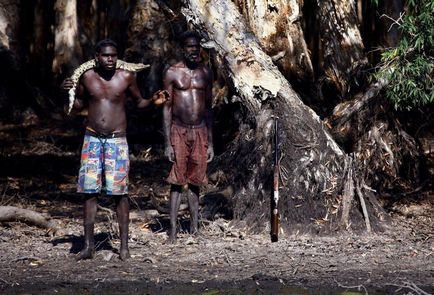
[182, 0, 387, 234]
[233, 0, 314, 83]
[0, 0, 25, 120]
[317, 0, 368, 102]
[76, 0, 99, 58]
[360, 0, 404, 64]
[52, 0, 82, 77]
[0, 0, 20, 54]
[125, 0, 179, 98]
[26, 0, 55, 94]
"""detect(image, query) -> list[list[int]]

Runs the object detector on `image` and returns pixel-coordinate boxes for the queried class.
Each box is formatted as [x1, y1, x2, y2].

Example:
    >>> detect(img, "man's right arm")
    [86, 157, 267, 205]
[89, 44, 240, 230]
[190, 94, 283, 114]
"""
[73, 81, 85, 110]
[60, 77, 85, 111]
[163, 67, 175, 162]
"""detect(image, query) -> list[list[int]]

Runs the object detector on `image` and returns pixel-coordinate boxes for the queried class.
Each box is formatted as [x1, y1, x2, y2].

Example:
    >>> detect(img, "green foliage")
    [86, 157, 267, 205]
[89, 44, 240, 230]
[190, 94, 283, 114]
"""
[375, 0, 434, 110]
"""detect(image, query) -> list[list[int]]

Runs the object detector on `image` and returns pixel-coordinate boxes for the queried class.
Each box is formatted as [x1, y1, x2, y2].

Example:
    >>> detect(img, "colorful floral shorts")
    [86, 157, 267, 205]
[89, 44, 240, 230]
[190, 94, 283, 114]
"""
[77, 134, 129, 195]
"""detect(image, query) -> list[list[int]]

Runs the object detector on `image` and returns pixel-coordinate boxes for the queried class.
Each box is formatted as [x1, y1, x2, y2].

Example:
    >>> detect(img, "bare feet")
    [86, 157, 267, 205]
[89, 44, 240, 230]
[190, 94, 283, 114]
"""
[76, 247, 94, 261]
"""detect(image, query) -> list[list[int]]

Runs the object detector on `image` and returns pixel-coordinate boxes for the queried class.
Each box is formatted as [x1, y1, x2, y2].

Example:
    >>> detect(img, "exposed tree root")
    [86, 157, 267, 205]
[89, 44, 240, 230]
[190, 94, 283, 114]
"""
[0, 206, 57, 233]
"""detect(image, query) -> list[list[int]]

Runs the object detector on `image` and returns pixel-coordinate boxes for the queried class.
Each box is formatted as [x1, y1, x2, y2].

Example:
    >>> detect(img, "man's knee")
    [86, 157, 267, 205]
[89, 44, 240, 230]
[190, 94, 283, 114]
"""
[83, 193, 98, 202]
[170, 184, 183, 193]
[114, 194, 129, 206]
[188, 184, 200, 196]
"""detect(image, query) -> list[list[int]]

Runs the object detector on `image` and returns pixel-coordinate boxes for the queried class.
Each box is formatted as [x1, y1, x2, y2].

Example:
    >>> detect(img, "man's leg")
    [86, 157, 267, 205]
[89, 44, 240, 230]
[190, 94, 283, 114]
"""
[187, 184, 200, 235]
[169, 185, 182, 243]
[114, 195, 130, 260]
[77, 194, 98, 260]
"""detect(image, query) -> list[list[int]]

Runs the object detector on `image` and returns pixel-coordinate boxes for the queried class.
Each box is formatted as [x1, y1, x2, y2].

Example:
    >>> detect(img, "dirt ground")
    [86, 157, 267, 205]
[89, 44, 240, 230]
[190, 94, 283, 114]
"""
[0, 117, 433, 295]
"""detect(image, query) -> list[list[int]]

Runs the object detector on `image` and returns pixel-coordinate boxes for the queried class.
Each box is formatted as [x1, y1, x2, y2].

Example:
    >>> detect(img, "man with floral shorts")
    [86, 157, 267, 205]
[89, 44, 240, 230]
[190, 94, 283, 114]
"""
[78, 128, 129, 195]
[62, 39, 165, 260]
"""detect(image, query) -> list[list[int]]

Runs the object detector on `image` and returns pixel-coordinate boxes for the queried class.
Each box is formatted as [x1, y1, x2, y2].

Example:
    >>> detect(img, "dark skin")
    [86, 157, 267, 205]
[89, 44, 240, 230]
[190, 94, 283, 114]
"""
[163, 36, 214, 243]
[62, 45, 165, 260]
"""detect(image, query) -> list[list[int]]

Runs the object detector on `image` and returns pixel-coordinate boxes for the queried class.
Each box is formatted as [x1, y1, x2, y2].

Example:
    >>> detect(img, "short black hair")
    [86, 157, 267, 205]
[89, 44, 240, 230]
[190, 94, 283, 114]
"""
[179, 31, 201, 46]
[95, 39, 118, 53]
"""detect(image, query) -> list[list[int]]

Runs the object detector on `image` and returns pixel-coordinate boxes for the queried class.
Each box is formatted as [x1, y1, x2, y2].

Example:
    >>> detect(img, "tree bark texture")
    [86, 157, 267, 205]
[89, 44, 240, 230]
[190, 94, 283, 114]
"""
[182, 0, 385, 233]
[0, 0, 20, 53]
[326, 72, 421, 195]
[125, 0, 180, 97]
[234, 0, 314, 83]
[52, 0, 82, 76]
[317, 0, 368, 100]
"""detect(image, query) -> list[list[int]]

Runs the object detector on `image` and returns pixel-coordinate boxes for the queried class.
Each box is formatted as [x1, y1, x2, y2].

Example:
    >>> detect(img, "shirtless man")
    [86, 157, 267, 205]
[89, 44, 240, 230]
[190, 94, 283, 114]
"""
[163, 31, 214, 243]
[62, 39, 164, 260]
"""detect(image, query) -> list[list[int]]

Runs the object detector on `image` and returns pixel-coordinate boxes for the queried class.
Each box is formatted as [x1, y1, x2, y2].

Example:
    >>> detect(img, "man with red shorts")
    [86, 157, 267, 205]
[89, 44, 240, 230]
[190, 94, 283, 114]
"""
[163, 31, 214, 243]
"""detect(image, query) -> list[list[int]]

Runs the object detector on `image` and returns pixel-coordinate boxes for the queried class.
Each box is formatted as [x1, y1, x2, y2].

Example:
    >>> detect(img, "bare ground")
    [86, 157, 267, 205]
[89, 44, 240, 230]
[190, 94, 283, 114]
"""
[0, 118, 433, 295]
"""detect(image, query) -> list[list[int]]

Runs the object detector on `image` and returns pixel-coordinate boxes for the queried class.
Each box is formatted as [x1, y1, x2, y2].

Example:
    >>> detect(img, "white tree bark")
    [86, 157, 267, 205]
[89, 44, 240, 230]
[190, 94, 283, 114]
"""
[234, 0, 314, 81]
[182, 0, 356, 230]
[0, 0, 20, 53]
[52, 0, 82, 75]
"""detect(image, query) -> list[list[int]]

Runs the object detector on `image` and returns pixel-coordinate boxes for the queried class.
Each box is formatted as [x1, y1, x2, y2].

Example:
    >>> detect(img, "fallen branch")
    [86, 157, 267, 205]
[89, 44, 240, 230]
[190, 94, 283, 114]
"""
[387, 281, 431, 295]
[334, 279, 368, 295]
[0, 206, 57, 233]
[326, 76, 390, 128]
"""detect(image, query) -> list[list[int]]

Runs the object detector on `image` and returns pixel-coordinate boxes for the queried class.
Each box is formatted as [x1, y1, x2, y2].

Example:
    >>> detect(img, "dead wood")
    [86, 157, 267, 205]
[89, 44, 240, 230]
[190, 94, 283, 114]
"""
[340, 156, 354, 229]
[325, 71, 421, 195]
[181, 0, 387, 234]
[0, 206, 57, 233]
[326, 76, 390, 130]
[130, 210, 161, 221]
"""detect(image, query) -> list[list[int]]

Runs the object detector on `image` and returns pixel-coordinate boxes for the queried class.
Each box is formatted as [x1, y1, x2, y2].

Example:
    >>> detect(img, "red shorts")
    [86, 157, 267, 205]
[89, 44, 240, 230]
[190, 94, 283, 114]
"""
[167, 123, 208, 186]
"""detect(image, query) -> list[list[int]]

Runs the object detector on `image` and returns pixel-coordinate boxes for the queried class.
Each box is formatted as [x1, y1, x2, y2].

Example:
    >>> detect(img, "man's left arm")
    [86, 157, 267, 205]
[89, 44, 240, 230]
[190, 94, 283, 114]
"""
[205, 67, 214, 163]
[126, 72, 152, 109]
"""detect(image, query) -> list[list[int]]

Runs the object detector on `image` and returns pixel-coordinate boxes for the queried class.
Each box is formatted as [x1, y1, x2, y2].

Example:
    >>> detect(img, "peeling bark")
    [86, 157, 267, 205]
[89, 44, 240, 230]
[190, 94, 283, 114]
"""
[317, 0, 367, 99]
[327, 75, 421, 198]
[234, 0, 313, 82]
[52, 0, 82, 76]
[0, 0, 20, 54]
[182, 0, 385, 233]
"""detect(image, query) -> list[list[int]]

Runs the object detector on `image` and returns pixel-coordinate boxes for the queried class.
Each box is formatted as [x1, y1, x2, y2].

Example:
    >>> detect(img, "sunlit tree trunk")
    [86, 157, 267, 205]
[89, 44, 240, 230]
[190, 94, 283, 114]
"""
[317, 0, 367, 101]
[0, 0, 20, 54]
[234, 0, 314, 83]
[52, 0, 82, 76]
[182, 0, 386, 233]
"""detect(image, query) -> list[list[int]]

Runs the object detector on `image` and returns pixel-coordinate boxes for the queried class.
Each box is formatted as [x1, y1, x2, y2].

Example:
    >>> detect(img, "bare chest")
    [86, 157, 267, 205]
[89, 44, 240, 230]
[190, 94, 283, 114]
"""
[174, 68, 208, 91]
[83, 74, 129, 101]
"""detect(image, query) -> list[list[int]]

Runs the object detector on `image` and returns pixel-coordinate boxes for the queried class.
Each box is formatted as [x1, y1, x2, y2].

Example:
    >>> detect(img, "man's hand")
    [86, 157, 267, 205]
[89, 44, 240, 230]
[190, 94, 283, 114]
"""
[207, 145, 214, 163]
[165, 145, 175, 162]
[152, 90, 169, 106]
[60, 78, 74, 92]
